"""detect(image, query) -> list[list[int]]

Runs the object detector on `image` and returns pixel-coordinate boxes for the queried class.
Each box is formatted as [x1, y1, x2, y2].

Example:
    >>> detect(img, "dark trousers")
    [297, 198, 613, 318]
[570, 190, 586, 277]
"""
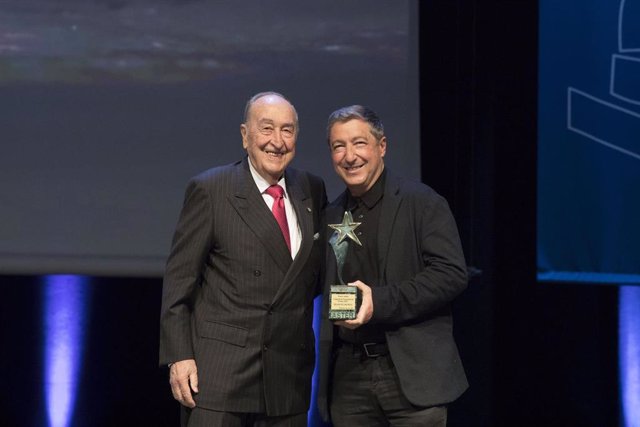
[181, 406, 307, 427]
[330, 345, 447, 427]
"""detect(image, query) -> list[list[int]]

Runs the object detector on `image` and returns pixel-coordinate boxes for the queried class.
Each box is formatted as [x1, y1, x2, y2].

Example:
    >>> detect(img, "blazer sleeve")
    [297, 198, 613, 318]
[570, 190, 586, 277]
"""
[370, 192, 468, 325]
[159, 178, 214, 366]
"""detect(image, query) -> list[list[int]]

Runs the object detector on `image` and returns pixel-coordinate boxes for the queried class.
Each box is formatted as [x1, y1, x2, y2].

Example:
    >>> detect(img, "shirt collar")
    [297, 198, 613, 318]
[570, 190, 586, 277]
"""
[347, 168, 386, 210]
[248, 157, 287, 196]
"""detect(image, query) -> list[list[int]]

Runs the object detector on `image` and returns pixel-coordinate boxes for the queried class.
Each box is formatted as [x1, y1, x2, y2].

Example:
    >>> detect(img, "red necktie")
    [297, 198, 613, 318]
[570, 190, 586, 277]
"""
[265, 185, 291, 251]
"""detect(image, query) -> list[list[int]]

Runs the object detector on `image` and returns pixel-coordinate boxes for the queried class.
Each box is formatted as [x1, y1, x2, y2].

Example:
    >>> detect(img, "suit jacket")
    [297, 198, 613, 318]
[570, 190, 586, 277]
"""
[317, 171, 468, 421]
[159, 157, 327, 416]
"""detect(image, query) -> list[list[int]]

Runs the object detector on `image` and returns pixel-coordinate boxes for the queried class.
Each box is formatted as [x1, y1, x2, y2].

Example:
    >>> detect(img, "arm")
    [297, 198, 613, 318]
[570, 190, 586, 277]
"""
[340, 193, 467, 328]
[159, 179, 214, 404]
[370, 194, 468, 325]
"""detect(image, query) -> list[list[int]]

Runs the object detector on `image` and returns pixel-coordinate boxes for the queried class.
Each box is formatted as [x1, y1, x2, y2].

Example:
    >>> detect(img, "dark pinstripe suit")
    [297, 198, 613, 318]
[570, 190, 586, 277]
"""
[160, 157, 327, 416]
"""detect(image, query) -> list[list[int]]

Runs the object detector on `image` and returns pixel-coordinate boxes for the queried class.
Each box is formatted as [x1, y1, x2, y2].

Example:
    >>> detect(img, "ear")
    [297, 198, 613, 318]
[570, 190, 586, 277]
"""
[240, 124, 248, 149]
[379, 136, 387, 158]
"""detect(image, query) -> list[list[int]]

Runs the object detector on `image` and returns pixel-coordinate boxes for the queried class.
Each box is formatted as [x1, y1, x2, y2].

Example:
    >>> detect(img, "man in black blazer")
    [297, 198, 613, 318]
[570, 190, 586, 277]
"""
[317, 105, 468, 426]
[159, 92, 327, 427]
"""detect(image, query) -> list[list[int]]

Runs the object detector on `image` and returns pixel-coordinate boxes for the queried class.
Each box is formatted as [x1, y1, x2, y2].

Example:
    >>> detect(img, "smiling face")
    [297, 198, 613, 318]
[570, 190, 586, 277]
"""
[241, 94, 298, 184]
[329, 118, 386, 197]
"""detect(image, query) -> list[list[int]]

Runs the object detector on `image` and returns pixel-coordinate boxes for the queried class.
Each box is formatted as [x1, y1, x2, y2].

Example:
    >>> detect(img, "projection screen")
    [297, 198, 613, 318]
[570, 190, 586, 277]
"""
[0, 0, 420, 276]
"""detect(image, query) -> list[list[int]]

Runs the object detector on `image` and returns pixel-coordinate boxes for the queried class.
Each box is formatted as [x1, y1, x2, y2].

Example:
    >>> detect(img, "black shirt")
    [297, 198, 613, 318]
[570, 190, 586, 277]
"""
[339, 169, 387, 345]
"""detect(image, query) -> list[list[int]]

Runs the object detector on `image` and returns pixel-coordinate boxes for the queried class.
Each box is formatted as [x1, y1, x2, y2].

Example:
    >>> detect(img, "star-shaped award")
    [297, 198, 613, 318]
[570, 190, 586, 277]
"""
[328, 211, 363, 246]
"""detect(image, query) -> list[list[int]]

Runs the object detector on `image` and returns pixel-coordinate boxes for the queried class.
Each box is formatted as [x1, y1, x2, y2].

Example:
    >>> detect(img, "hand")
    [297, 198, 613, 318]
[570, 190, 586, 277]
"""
[335, 280, 373, 330]
[169, 359, 199, 408]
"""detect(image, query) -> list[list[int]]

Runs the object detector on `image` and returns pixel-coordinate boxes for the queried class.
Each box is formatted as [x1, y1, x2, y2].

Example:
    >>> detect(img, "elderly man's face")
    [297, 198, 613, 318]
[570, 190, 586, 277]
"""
[241, 95, 297, 184]
[329, 118, 386, 197]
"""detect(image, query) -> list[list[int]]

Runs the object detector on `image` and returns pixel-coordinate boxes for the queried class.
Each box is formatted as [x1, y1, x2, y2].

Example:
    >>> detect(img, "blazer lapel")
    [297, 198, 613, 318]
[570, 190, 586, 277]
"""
[377, 173, 402, 279]
[228, 159, 292, 274]
[327, 194, 347, 224]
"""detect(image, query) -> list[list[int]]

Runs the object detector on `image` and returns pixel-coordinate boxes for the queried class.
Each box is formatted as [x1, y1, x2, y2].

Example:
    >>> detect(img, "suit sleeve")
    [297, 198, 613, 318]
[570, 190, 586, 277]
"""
[159, 178, 214, 366]
[370, 193, 468, 325]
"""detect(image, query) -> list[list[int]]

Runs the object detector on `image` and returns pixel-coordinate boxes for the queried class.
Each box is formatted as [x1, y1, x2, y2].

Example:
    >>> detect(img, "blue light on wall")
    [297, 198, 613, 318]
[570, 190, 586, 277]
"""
[43, 275, 90, 427]
[620, 286, 640, 427]
[308, 295, 325, 427]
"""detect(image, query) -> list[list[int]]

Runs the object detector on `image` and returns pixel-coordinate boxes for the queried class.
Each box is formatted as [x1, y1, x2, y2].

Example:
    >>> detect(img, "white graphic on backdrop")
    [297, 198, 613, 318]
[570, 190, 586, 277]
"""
[568, 0, 640, 160]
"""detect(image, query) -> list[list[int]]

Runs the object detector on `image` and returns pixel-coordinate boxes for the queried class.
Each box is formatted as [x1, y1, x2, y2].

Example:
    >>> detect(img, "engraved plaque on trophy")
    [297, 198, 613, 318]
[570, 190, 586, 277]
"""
[328, 285, 361, 320]
[328, 211, 362, 320]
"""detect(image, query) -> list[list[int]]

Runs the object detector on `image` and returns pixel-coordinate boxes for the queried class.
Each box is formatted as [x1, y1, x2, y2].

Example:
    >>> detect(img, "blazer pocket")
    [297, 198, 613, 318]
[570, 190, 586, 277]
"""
[201, 320, 248, 347]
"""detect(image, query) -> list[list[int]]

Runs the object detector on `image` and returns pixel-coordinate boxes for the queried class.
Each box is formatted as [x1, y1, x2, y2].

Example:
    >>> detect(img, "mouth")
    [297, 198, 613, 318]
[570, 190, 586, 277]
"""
[265, 149, 287, 159]
[343, 164, 364, 172]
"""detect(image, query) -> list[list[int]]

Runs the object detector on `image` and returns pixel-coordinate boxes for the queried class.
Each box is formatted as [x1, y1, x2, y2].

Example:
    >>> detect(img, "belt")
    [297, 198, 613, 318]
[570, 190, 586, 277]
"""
[341, 341, 389, 359]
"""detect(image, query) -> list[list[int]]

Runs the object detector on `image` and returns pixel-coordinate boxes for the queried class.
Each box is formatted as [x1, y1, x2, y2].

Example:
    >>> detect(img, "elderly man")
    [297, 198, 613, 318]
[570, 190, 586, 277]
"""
[318, 105, 468, 427]
[160, 92, 327, 427]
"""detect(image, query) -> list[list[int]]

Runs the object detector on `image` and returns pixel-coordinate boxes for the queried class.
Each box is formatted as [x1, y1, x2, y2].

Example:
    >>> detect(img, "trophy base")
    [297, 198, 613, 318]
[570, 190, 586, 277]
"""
[328, 285, 361, 320]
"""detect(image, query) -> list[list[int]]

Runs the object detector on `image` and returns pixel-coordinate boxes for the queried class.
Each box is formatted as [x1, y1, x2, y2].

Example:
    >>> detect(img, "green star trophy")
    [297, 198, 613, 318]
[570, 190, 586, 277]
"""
[328, 211, 362, 320]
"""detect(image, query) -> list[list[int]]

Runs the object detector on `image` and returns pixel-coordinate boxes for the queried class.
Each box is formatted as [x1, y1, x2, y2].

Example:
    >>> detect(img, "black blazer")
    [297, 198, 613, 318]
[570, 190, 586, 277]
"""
[160, 157, 327, 416]
[317, 171, 468, 421]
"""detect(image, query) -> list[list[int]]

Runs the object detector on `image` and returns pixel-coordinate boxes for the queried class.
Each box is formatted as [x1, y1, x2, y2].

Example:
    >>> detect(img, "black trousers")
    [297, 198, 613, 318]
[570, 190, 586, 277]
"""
[181, 406, 307, 427]
[330, 345, 447, 427]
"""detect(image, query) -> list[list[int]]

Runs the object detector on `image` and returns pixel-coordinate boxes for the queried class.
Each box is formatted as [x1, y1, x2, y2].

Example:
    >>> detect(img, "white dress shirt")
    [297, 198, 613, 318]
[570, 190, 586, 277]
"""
[248, 160, 301, 259]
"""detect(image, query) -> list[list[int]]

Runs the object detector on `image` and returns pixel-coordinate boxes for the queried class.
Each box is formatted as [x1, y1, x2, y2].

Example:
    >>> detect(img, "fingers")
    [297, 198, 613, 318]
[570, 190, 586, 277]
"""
[169, 374, 189, 405]
[336, 309, 366, 329]
[350, 280, 368, 292]
[169, 359, 198, 408]
[334, 319, 351, 329]
[179, 377, 196, 408]
[190, 371, 199, 394]
[334, 281, 374, 329]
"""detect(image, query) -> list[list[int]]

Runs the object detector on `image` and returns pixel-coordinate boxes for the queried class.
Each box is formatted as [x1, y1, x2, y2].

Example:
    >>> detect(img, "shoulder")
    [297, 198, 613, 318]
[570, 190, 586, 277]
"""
[387, 171, 436, 196]
[191, 160, 242, 184]
[183, 161, 245, 195]
[387, 171, 448, 208]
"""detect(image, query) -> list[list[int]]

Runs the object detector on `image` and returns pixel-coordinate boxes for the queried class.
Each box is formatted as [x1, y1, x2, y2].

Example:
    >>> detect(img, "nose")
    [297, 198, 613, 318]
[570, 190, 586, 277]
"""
[344, 144, 357, 162]
[270, 129, 287, 150]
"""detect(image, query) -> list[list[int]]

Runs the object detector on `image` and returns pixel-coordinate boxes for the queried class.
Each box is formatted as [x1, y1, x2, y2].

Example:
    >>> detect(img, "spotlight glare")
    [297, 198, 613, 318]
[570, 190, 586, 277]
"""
[620, 286, 640, 427]
[43, 275, 89, 427]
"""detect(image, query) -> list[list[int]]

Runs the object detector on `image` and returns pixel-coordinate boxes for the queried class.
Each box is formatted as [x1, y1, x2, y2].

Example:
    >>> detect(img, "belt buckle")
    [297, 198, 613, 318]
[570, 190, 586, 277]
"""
[363, 342, 380, 358]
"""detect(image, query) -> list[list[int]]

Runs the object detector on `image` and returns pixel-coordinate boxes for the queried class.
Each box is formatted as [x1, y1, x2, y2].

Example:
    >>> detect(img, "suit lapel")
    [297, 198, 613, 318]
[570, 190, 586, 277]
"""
[271, 170, 314, 304]
[228, 159, 292, 274]
[377, 173, 402, 279]
[288, 171, 313, 266]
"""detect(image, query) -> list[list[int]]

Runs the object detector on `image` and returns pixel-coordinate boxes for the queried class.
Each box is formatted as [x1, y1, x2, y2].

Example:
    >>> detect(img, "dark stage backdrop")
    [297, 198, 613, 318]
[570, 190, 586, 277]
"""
[0, 2, 631, 427]
[537, 0, 640, 284]
[0, 0, 420, 276]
